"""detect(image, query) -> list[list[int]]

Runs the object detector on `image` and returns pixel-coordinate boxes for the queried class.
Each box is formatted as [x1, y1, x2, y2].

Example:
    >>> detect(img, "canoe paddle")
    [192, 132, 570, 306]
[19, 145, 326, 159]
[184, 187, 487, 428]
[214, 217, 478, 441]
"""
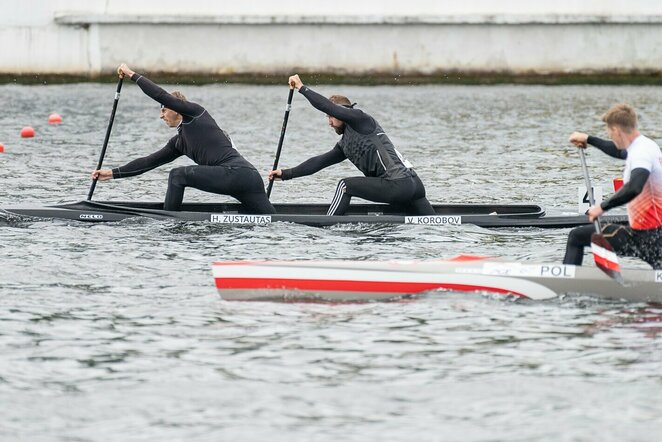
[578, 148, 624, 284]
[266, 87, 295, 199]
[87, 77, 124, 201]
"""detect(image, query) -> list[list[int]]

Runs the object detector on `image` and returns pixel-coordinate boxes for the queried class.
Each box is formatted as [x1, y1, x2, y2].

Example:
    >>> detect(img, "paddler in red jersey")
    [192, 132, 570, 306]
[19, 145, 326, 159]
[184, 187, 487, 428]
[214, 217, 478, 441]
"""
[564, 103, 662, 268]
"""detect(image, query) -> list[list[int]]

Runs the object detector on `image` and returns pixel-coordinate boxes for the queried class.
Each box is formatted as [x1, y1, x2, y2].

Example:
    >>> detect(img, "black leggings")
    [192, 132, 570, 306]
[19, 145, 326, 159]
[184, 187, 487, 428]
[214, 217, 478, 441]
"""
[165, 165, 275, 213]
[563, 223, 662, 269]
[327, 174, 435, 216]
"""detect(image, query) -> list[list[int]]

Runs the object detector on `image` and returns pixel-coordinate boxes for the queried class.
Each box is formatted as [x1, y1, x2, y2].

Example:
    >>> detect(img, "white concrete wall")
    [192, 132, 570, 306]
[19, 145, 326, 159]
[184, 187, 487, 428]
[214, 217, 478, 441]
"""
[3, 0, 662, 75]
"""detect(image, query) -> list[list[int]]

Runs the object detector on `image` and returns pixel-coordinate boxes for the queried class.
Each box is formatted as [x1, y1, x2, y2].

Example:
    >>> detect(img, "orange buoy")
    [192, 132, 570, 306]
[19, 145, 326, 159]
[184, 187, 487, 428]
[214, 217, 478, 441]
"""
[0, 143, 4, 153]
[20, 127, 35, 138]
[48, 113, 62, 124]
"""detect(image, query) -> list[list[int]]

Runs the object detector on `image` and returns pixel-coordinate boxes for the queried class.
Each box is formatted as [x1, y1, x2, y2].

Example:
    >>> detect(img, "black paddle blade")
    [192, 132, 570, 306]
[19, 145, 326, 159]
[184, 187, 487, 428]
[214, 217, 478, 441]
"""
[590, 233, 624, 285]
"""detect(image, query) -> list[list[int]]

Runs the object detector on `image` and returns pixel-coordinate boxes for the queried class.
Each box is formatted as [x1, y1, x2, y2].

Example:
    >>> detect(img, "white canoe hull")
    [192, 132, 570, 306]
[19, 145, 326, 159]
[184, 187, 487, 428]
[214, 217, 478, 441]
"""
[212, 257, 662, 303]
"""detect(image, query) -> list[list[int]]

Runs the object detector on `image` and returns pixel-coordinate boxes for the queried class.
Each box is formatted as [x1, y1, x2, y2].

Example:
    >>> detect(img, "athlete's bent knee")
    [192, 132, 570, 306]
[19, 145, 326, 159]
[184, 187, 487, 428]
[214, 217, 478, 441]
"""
[567, 226, 593, 248]
[168, 167, 187, 187]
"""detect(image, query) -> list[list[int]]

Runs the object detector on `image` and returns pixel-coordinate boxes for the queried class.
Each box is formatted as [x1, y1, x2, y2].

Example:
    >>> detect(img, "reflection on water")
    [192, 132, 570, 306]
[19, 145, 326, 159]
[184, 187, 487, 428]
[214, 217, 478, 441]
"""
[1, 84, 661, 441]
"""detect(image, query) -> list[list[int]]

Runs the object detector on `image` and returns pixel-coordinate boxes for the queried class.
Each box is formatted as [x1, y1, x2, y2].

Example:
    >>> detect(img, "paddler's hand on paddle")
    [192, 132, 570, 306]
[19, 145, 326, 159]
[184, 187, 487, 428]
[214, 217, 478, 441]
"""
[569, 132, 589, 148]
[268, 169, 283, 181]
[288, 74, 303, 90]
[586, 204, 604, 222]
[117, 63, 135, 79]
[91, 169, 113, 181]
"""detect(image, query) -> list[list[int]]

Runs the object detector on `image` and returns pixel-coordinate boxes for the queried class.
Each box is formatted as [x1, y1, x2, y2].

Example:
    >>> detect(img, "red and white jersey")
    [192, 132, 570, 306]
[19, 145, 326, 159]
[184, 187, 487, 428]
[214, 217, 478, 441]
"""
[624, 135, 662, 229]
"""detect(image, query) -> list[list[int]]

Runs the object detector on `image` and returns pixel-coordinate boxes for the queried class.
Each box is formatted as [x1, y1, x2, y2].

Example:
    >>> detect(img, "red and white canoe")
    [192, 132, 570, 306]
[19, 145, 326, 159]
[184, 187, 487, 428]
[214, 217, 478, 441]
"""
[212, 256, 662, 303]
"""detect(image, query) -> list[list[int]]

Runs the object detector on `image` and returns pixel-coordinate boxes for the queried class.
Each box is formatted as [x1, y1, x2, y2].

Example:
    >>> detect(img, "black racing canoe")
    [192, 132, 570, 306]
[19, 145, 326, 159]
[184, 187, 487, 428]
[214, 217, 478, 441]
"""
[1, 200, 628, 228]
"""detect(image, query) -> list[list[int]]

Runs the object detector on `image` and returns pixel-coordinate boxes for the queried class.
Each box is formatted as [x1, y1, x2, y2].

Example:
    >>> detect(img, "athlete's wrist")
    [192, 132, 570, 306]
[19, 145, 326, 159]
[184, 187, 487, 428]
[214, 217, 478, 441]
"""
[281, 168, 293, 180]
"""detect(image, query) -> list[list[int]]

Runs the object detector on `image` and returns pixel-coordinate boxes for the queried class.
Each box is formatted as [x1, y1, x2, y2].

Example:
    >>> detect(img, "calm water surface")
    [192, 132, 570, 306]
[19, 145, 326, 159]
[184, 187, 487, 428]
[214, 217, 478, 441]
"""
[0, 83, 661, 441]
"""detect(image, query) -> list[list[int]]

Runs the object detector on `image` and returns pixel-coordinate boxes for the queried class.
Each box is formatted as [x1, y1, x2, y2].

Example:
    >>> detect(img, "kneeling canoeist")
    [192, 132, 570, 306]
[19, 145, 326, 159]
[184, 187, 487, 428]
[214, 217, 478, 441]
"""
[267, 74, 435, 216]
[564, 103, 662, 268]
[91, 64, 275, 214]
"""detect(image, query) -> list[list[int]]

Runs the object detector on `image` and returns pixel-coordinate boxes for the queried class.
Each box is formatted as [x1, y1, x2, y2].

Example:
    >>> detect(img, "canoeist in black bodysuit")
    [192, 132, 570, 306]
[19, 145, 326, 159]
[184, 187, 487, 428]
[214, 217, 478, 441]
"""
[91, 63, 275, 214]
[268, 74, 435, 216]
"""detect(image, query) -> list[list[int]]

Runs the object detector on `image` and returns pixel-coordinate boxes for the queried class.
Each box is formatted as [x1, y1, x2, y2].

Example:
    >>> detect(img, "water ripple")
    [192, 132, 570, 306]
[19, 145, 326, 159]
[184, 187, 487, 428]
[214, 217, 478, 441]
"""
[1, 84, 661, 441]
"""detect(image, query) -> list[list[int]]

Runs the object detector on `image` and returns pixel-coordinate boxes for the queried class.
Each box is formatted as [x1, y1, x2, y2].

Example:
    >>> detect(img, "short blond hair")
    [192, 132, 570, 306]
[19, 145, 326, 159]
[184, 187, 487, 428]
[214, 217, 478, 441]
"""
[170, 90, 187, 101]
[602, 103, 637, 132]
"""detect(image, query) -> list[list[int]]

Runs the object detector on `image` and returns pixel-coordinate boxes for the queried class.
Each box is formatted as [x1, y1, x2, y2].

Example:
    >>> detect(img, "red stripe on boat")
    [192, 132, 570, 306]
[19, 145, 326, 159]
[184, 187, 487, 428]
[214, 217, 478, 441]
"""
[448, 255, 492, 262]
[593, 254, 621, 272]
[214, 278, 526, 297]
